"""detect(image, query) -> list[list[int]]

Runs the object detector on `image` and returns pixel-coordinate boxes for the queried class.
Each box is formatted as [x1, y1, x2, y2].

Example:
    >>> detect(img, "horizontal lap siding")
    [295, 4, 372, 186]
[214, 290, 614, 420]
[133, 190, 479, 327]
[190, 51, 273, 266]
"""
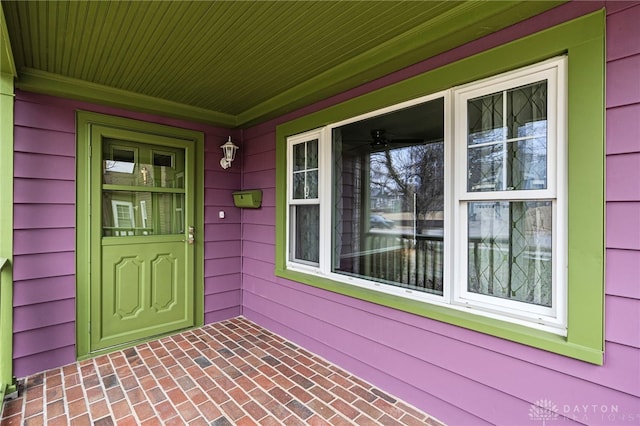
[203, 135, 242, 322]
[203, 147, 242, 324]
[603, 0, 640, 417]
[12, 92, 240, 377]
[240, 133, 276, 257]
[242, 2, 640, 425]
[605, 0, 640, 383]
[13, 98, 77, 376]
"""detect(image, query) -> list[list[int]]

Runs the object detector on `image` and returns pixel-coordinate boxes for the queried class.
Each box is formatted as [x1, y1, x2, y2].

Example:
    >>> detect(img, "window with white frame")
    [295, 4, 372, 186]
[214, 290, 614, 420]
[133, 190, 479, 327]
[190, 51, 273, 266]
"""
[454, 58, 566, 331]
[287, 135, 320, 266]
[286, 57, 567, 333]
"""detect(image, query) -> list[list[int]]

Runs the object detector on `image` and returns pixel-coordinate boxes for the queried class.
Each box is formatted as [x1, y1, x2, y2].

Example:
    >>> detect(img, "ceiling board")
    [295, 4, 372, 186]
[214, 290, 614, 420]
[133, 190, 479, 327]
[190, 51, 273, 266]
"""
[1, 1, 565, 127]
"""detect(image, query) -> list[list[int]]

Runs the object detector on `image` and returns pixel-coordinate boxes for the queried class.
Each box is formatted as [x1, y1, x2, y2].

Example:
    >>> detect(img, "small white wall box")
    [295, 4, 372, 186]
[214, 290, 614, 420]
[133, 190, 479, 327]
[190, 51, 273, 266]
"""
[232, 190, 262, 209]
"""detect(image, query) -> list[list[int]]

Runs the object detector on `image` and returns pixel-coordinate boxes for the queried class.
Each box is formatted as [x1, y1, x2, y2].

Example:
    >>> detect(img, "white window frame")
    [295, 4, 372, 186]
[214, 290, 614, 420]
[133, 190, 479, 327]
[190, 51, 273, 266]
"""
[111, 200, 136, 236]
[323, 92, 452, 305]
[285, 57, 567, 335]
[453, 57, 567, 332]
[286, 129, 323, 270]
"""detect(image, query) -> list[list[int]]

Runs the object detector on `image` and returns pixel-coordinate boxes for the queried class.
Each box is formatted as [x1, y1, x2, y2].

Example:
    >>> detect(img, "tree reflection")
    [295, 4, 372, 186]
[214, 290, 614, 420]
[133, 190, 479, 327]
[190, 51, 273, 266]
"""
[370, 142, 444, 234]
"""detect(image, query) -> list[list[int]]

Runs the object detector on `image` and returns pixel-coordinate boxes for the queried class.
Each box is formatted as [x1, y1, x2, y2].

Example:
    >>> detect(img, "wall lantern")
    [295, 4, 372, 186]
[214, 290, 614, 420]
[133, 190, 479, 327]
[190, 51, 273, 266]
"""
[220, 136, 239, 169]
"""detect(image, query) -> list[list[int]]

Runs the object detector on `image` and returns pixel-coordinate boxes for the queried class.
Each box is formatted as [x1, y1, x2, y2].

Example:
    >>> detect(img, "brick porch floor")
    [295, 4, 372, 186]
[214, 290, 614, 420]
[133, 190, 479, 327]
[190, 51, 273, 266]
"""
[0, 317, 444, 425]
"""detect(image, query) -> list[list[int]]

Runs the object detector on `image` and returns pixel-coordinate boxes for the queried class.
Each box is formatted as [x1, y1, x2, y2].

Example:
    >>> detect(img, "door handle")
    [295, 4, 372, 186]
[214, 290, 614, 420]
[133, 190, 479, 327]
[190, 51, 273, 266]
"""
[186, 226, 195, 245]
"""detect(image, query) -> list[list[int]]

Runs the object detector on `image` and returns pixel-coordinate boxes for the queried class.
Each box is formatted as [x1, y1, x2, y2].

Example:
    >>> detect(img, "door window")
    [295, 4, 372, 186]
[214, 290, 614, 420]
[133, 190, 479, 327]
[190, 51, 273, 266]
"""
[102, 139, 186, 236]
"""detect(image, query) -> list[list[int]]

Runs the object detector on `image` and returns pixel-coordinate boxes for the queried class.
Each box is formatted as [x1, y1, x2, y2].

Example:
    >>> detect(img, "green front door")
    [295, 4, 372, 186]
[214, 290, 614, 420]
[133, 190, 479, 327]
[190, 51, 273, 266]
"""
[89, 129, 196, 352]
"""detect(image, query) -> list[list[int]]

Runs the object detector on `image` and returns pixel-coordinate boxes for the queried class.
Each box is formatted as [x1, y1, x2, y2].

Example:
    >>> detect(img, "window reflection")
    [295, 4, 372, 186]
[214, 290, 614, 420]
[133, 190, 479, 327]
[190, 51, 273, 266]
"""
[331, 98, 445, 295]
[467, 81, 548, 192]
[101, 138, 187, 237]
[103, 191, 149, 236]
[102, 139, 185, 189]
[102, 191, 185, 237]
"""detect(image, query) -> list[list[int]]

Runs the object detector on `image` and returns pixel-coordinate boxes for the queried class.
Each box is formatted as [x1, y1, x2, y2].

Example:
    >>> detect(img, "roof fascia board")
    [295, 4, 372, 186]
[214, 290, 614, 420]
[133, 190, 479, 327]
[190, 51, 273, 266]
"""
[15, 68, 238, 128]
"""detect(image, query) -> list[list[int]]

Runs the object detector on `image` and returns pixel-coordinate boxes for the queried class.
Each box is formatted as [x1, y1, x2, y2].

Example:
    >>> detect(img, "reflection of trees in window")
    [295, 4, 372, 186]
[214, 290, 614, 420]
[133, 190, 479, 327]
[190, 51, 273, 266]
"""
[370, 142, 444, 233]
[333, 139, 446, 293]
[330, 97, 446, 293]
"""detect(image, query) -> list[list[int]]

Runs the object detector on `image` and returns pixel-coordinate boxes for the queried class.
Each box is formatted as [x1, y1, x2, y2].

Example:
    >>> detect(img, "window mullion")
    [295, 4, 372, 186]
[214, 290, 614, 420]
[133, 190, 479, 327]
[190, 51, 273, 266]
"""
[502, 90, 508, 191]
[443, 90, 455, 305]
[318, 127, 332, 275]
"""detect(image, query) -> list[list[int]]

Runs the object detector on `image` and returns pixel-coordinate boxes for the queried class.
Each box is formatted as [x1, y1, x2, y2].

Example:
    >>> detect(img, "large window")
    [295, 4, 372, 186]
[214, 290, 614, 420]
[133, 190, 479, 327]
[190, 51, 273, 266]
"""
[286, 58, 566, 334]
[277, 11, 604, 364]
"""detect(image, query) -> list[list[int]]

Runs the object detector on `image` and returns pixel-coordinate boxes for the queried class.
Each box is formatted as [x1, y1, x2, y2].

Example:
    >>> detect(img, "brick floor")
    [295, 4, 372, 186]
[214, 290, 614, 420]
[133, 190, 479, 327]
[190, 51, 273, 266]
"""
[0, 317, 445, 425]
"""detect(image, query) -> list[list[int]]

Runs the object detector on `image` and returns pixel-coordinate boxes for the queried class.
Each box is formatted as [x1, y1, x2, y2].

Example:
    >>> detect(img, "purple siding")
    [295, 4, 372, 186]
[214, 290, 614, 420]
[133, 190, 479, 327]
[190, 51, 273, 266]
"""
[606, 249, 640, 298]
[603, 5, 640, 423]
[12, 275, 76, 307]
[12, 91, 242, 377]
[241, 2, 640, 425]
[607, 153, 640, 200]
[607, 203, 640, 249]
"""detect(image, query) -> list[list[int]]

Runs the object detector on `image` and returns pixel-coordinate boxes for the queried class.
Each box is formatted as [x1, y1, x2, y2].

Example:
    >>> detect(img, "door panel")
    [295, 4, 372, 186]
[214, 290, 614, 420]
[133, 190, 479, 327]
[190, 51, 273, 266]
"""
[151, 253, 179, 312]
[99, 241, 191, 349]
[91, 136, 194, 352]
[112, 255, 143, 319]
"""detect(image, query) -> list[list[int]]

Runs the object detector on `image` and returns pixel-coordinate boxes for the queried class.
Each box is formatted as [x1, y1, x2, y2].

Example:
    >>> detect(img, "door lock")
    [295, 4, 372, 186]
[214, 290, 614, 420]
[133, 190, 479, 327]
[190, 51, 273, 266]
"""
[187, 226, 195, 245]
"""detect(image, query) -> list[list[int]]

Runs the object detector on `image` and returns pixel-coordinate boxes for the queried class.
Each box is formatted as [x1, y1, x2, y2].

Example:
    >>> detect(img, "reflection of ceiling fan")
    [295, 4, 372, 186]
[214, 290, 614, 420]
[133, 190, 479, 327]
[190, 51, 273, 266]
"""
[369, 129, 423, 149]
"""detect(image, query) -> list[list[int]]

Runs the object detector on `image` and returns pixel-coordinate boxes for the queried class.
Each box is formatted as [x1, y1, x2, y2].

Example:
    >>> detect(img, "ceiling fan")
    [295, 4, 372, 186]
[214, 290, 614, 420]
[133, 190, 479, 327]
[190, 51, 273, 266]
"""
[340, 128, 425, 155]
[369, 129, 423, 149]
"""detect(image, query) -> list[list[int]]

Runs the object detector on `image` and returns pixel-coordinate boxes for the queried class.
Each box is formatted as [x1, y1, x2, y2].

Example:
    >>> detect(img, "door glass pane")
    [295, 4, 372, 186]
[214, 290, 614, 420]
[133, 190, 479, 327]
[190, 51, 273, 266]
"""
[150, 149, 180, 187]
[102, 192, 185, 236]
[153, 152, 173, 167]
[103, 139, 185, 189]
[467, 200, 552, 307]
[113, 148, 135, 163]
[155, 193, 185, 235]
[331, 98, 445, 295]
[467, 81, 548, 192]
[103, 191, 150, 236]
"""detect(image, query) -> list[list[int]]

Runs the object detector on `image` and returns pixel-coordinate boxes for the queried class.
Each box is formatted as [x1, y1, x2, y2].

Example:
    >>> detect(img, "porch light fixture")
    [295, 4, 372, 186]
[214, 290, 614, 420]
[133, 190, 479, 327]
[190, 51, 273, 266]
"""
[220, 136, 239, 169]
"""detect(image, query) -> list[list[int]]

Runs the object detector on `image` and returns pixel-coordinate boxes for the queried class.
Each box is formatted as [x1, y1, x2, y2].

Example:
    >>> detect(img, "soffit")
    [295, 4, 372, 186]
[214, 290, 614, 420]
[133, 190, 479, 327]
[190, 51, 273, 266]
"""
[1, 1, 564, 127]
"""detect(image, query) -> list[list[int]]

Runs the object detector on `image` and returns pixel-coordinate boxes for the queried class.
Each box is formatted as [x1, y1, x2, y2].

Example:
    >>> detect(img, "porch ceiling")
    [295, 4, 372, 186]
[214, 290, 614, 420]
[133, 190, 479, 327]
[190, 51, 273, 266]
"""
[1, 1, 563, 128]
